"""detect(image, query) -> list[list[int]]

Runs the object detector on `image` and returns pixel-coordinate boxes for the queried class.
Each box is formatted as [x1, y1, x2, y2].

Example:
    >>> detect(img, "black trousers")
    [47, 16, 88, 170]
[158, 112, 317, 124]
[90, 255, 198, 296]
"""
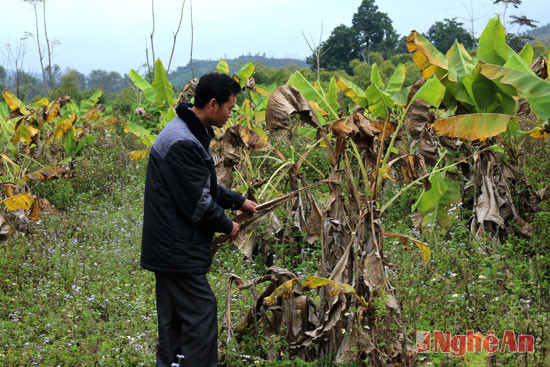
[154, 272, 218, 367]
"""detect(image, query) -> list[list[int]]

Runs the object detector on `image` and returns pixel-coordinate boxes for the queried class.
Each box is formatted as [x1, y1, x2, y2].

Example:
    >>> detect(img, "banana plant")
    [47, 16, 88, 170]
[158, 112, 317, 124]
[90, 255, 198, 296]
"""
[407, 16, 550, 140]
[406, 16, 549, 235]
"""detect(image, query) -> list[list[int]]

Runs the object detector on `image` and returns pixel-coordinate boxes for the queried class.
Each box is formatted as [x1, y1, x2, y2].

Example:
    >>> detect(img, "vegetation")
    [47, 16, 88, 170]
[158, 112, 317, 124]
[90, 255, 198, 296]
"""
[2, 0, 550, 365]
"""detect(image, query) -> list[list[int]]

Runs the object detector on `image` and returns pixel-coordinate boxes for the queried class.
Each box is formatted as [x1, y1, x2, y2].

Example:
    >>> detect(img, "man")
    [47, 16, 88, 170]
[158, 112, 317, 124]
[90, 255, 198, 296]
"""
[141, 73, 257, 367]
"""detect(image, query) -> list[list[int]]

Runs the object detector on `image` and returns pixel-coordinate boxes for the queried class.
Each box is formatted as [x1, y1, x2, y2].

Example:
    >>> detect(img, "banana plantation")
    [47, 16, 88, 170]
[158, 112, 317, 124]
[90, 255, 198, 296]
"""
[1, 17, 549, 366]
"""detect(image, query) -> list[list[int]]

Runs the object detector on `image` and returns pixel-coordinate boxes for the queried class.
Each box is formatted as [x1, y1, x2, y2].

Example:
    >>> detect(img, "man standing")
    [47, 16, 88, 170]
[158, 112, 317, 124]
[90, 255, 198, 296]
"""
[141, 73, 257, 367]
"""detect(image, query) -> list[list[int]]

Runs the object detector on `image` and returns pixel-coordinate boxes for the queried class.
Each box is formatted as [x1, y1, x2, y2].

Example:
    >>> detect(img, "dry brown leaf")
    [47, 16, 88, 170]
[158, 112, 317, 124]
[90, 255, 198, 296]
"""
[265, 85, 319, 131]
[0, 213, 14, 243]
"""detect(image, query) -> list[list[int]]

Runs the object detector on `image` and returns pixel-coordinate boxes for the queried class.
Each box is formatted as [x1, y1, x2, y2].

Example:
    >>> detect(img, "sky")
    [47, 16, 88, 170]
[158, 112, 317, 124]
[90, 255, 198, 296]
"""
[2, 0, 549, 76]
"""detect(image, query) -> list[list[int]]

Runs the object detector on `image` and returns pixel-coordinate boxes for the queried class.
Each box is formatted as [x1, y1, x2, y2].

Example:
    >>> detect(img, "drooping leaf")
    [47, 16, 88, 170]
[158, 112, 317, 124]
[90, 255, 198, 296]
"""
[22, 165, 70, 181]
[288, 72, 338, 119]
[477, 16, 508, 66]
[412, 172, 462, 230]
[129, 69, 157, 103]
[432, 113, 514, 140]
[263, 276, 367, 307]
[3, 192, 34, 211]
[11, 122, 39, 146]
[2, 89, 29, 115]
[481, 63, 550, 97]
[215, 59, 229, 75]
[53, 115, 77, 140]
[125, 121, 153, 138]
[336, 77, 368, 108]
[525, 93, 550, 121]
[406, 30, 449, 79]
[505, 46, 537, 75]
[152, 59, 175, 107]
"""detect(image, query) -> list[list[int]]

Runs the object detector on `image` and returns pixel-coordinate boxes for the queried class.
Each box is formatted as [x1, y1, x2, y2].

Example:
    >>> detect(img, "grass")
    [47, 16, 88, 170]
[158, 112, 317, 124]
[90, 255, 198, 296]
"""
[1, 127, 549, 366]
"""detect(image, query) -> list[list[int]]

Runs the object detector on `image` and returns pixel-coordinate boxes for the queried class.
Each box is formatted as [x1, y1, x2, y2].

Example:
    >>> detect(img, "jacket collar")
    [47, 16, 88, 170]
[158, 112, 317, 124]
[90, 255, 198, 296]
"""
[175, 102, 214, 151]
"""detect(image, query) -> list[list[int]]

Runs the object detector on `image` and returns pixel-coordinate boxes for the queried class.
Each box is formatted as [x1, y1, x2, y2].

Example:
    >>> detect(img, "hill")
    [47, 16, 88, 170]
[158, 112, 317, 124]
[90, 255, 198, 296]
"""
[525, 22, 550, 47]
[168, 54, 308, 88]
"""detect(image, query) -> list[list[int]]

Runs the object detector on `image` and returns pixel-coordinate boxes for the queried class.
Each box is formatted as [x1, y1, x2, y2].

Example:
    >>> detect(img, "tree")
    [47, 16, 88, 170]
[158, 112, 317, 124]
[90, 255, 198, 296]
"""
[56, 69, 82, 98]
[309, 25, 359, 73]
[22, 0, 57, 97]
[87, 70, 125, 94]
[351, 0, 398, 62]
[531, 40, 548, 58]
[426, 18, 475, 52]
[0, 66, 6, 90]
[2, 40, 28, 99]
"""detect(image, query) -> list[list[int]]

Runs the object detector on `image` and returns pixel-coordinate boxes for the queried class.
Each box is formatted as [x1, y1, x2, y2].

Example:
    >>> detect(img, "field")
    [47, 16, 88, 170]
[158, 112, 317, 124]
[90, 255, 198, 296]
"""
[1, 16, 550, 367]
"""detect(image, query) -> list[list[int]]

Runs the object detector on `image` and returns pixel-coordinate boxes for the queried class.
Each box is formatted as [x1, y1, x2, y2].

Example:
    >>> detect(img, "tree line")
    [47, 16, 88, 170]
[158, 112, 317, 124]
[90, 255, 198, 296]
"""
[307, 0, 548, 73]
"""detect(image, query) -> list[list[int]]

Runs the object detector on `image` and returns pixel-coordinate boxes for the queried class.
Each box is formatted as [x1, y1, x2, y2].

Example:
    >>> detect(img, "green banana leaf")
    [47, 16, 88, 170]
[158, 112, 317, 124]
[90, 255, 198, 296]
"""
[412, 171, 462, 230]
[288, 71, 338, 120]
[79, 89, 102, 118]
[477, 17, 508, 66]
[129, 70, 157, 103]
[152, 59, 175, 107]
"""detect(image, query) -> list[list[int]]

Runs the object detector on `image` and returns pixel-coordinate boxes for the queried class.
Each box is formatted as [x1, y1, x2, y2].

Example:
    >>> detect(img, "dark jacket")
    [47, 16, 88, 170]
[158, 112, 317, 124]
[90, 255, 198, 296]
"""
[141, 104, 245, 274]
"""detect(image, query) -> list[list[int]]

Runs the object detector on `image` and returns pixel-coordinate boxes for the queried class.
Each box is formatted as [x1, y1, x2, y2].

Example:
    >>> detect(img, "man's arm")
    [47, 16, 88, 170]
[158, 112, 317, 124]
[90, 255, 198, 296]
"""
[160, 141, 233, 234]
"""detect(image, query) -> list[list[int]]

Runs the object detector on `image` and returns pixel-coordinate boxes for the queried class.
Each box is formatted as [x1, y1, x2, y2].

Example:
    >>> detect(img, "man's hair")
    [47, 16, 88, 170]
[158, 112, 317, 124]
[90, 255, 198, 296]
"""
[193, 73, 241, 108]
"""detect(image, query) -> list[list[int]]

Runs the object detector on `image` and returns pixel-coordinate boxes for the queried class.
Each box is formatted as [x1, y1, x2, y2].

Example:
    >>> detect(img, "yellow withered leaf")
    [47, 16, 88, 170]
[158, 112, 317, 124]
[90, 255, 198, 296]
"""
[128, 150, 149, 160]
[2, 89, 29, 114]
[35, 97, 49, 107]
[22, 165, 70, 181]
[53, 115, 77, 140]
[3, 192, 34, 211]
[407, 31, 449, 80]
[11, 123, 39, 146]
[263, 278, 298, 306]
[308, 100, 328, 116]
[432, 114, 513, 141]
[264, 276, 367, 307]
[529, 127, 547, 139]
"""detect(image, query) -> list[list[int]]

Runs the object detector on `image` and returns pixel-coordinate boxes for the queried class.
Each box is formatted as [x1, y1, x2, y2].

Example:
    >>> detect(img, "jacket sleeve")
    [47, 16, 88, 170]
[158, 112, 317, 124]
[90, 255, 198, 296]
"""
[216, 184, 246, 210]
[160, 140, 233, 234]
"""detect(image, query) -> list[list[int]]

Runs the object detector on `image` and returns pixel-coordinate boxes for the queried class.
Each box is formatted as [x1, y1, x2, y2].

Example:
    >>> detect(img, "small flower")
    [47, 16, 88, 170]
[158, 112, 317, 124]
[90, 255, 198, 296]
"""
[450, 273, 458, 277]
[341, 328, 346, 334]
[478, 274, 486, 279]
[452, 294, 459, 298]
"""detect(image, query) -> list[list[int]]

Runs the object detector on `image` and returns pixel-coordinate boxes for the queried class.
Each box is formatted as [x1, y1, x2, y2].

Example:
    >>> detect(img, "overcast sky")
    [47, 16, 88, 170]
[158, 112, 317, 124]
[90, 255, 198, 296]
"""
[2, 0, 549, 76]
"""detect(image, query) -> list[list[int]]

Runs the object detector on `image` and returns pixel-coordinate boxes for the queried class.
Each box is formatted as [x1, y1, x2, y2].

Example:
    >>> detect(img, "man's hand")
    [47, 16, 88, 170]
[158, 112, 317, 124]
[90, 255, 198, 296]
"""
[240, 199, 258, 213]
[229, 221, 240, 239]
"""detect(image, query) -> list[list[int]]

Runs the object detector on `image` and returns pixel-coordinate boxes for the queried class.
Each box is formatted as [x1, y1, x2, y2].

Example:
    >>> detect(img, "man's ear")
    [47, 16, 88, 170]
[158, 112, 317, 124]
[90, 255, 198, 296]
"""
[206, 98, 218, 111]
